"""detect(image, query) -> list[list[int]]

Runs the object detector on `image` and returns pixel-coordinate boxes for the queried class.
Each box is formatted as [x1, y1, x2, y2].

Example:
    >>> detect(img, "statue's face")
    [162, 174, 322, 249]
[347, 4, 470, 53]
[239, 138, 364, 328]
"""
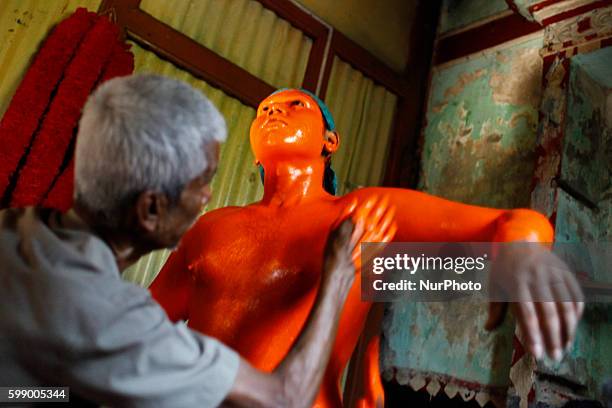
[250, 89, 325, 162]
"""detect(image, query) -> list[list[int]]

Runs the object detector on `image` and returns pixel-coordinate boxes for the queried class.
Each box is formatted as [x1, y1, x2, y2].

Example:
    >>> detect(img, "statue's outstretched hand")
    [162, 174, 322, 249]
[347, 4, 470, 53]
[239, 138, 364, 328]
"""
[485, 244, 584, 361]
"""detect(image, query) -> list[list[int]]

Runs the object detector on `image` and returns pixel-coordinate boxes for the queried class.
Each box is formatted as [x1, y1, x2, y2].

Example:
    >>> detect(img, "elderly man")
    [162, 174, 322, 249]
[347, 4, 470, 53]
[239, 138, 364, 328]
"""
[0, 75, 394, 407]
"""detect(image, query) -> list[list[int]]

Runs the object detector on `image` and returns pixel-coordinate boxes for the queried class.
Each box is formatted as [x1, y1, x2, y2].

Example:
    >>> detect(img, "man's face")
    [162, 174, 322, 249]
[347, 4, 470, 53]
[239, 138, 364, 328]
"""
[160, 142, 219, 248]
[250, 89, 325, 162]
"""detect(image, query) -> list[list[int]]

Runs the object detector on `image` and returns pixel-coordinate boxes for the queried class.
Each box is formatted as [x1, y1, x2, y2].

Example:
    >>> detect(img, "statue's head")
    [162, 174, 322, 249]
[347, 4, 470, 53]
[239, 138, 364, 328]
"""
[250, 88, 339, 163]
[250, 88, 339, 193]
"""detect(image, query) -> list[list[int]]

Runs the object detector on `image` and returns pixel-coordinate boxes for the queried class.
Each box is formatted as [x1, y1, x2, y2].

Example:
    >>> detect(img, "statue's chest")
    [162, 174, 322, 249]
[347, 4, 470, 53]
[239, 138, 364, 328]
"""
[188, 212, 337, 298]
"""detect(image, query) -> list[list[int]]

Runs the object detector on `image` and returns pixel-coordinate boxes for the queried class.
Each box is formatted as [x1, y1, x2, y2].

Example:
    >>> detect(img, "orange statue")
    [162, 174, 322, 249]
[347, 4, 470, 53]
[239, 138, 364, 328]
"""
[150, 89, 570, 407]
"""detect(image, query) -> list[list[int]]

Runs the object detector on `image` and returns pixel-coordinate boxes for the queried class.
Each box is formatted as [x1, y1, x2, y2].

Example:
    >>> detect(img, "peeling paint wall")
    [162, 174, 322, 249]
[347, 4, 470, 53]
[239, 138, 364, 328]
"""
[551, 48, 612, 400]
[561, 51, 612, 214]
[382, 299, 516, 392]
[381, 33, 546, 399]
[420, 35, 544, 208]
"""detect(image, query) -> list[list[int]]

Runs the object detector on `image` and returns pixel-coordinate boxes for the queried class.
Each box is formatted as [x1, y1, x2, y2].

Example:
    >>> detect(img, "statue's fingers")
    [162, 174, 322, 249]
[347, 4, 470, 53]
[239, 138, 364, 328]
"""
[563, 272, 584, 317]
[549, 279, 575, 350]
[484, 302, 508, 331]
[514, 289, 544, 360]
[535, 300, 562, 361]
[530, 267, 563, 360]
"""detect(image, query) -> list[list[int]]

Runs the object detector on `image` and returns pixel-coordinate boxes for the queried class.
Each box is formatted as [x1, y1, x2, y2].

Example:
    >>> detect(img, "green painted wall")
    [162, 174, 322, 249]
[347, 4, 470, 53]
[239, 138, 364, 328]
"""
[382, 34, 545, 392]
[420, 36, 543, 208]
[383, 29, 612, 404]
[551, 49, 612, 400]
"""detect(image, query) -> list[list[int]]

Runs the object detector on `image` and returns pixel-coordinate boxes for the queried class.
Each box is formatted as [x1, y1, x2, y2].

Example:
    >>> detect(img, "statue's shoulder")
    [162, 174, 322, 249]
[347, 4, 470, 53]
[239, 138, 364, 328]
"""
[343, 186, 395, 200]
[344, 186, 420, 201]
[191, 206, 247, 229]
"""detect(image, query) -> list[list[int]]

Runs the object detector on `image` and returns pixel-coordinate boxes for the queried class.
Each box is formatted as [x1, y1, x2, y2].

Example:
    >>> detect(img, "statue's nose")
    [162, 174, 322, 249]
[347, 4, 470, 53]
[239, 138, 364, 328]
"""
[268, 104, 285, 116]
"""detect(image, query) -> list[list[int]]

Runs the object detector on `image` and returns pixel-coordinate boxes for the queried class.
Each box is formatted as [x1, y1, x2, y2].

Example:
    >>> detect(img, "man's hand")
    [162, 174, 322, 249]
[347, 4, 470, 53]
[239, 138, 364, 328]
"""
[323, 217, 357, 290]
[326, 196, 397, 281]
[486, 244, 584, 361]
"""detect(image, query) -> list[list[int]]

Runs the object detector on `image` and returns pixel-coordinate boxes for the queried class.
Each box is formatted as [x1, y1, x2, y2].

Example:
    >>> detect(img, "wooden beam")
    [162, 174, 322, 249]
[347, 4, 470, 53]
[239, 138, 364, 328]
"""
[98, 0, 140, 39]
[99, 0, 331, 106]
[384, 0, 441, 188]
[249, 0, 330, 93]
[319, 31, 409, 100]
[108, 4, 275, 108]
[435, 13, 542, 65]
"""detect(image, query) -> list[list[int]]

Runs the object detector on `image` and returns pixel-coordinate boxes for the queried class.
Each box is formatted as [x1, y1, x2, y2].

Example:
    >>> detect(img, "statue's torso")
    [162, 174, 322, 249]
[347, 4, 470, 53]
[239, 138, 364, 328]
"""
[181, 194, 371, 397]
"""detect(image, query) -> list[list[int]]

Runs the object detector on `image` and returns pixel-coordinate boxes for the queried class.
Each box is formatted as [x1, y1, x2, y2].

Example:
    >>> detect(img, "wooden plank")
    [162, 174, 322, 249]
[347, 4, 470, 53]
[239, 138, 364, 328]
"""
[435, 13, 542, 65]
[122, 6, 274, 107]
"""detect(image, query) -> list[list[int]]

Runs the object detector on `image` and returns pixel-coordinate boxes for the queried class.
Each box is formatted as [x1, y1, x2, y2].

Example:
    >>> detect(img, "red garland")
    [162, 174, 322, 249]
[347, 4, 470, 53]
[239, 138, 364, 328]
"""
[42, 41, 134, 211]
[1, 8, 135, 211]
[0, 8, 96, 201]
[42, 156, 74, 211]
[10, 16, 121, 207]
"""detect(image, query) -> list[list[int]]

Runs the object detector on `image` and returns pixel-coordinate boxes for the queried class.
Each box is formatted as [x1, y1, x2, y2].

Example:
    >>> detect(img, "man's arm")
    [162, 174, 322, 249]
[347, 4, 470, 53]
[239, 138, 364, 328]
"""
[223, 197, 395, 408]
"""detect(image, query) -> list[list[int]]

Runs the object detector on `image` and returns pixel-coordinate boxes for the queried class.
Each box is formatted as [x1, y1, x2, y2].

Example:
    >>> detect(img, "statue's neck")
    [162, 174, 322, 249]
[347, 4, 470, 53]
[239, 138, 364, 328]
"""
[261, 159, 329, 206]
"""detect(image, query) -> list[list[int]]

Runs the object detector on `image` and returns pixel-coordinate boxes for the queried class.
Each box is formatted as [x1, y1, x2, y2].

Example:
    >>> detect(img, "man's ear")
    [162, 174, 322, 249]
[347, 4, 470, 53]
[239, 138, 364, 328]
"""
[135, 191, 169, 233]
[323, 130, 340, 154]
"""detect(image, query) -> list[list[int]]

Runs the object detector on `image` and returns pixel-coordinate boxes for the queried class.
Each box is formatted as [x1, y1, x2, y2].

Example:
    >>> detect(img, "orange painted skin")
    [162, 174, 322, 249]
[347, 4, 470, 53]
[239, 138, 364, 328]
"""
[150, 89, 554, 407]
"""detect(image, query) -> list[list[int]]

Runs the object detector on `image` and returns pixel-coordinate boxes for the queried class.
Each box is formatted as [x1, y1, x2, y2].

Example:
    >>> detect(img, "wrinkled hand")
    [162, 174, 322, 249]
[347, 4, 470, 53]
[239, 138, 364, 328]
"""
[485, 244, 584, 361]
[324, 197, 397, 285]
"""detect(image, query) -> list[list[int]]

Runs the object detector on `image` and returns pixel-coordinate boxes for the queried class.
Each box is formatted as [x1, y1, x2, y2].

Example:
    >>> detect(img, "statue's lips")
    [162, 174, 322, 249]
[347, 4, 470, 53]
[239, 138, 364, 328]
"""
[263, 118, 288, 129]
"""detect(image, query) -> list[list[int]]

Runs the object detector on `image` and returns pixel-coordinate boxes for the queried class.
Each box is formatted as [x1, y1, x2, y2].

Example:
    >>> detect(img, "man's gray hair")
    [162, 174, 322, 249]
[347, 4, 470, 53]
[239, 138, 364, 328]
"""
[74, 74, 226, 228]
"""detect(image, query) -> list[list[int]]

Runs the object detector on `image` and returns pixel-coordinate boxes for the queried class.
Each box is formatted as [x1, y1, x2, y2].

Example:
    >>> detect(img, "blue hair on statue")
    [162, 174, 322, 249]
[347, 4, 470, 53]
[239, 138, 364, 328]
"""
[258, 88, 338, 195]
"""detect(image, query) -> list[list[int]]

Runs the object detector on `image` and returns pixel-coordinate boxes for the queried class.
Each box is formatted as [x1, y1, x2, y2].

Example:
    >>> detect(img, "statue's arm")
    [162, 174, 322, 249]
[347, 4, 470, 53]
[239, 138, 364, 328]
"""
[352, 187, 583, 361]
[352, 187, 553, 242]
